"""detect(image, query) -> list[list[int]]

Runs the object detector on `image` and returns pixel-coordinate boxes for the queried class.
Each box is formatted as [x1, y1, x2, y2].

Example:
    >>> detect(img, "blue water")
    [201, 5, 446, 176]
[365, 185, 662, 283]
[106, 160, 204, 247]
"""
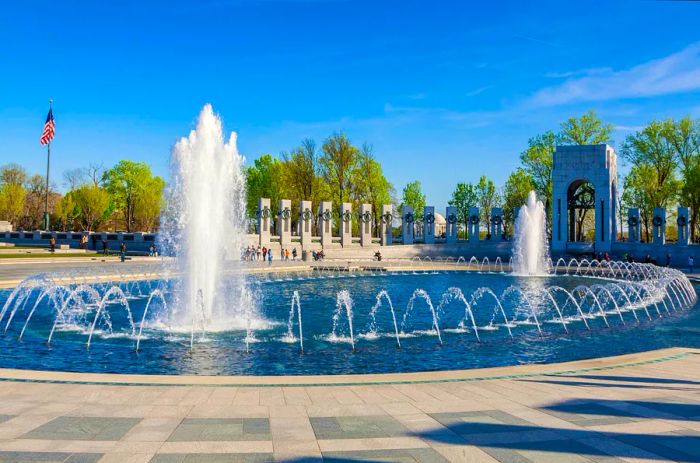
[0, 271, 698, 376]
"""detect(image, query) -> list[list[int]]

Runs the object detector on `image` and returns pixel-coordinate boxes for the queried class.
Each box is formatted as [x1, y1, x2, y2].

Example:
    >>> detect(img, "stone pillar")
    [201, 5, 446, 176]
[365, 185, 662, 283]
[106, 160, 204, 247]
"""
[653, 207, 666, 245]
[299, 200, 313, 249]
[340, 202, 352, 247]
[445, 206, 457, 243]
[257, 198, 271, 246]
[468, 207, 480, 243]
[318, 201, 333, 248]
[677, 207, 690, 246]
[380, 204, 393, 246]
[627, 208, 640, 243]
[359, 204, 372, 247]
[422, 206, 435, 244]
[277, 199, 292, 247]
[490, 208, 503, 240]
[402, 206, 414, 245]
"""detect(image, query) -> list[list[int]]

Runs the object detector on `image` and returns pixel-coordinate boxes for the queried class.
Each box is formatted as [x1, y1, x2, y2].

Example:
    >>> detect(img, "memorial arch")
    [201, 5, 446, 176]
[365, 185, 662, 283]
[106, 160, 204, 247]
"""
[551, 144, 618, 253]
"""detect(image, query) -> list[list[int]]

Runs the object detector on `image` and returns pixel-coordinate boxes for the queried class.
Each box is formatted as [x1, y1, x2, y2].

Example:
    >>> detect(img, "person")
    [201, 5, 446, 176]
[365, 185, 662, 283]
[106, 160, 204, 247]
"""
[292, 248, 297, 261]
[285, 248, 290, 261]
[102, 239, 108, 256]
[49, 237, 55, 253]
[268, 249, 273, 265]
[119, 242, 127, 262]
[374, 250, 382, 261]
[149, 244, 155, 257]
[257, 246, 262, 261]
[690, 255, 695, 273]
[262, 246, 267, 261]
[666, 253, 672, 267]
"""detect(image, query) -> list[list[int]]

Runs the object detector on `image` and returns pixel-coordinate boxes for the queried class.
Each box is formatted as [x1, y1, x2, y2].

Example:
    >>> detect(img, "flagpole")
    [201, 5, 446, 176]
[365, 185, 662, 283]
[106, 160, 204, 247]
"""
[43, 99, 52, 231]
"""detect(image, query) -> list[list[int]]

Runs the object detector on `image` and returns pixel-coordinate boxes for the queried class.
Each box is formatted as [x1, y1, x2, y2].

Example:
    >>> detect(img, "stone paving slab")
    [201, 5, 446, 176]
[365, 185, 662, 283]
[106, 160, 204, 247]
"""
[0, 348, 695, 462]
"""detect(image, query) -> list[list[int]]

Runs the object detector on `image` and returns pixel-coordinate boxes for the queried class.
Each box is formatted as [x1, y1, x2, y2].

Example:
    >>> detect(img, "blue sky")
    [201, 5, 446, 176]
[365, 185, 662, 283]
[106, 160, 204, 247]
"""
[1, 0, 700, 206]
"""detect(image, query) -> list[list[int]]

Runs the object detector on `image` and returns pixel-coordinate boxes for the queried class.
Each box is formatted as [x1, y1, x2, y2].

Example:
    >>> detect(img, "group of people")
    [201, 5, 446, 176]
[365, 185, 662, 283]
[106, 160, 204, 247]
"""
[241, 246, 301, 264]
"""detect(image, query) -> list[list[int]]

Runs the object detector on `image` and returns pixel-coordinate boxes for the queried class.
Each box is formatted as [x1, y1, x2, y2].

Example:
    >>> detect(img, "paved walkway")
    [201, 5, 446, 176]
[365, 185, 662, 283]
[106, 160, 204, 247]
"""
[0, 348, 697, 462]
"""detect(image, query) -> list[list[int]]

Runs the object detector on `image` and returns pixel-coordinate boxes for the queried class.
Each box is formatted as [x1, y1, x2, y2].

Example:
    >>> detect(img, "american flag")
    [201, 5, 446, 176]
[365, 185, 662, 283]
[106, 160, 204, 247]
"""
[40, 108, 55, 145]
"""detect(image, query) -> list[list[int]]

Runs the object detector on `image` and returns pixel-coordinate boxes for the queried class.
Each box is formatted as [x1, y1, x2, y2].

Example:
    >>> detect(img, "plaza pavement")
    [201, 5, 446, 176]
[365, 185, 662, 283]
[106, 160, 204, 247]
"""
[0, 260, 698, 462]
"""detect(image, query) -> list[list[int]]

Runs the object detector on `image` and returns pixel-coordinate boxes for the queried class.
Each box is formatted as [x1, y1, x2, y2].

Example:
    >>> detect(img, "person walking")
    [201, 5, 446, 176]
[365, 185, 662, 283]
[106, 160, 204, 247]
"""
[49, 237, 56, 253]
[268, 249, 273, 266]
[257, 246, 262, 261]
[102, 239, 108, 256]
[262, 247, 267, 261]
[690, 255, 695, 273]
[292, 248, 297, 261]
[285, 248, 290, 261]
[119, 242, 127, 262]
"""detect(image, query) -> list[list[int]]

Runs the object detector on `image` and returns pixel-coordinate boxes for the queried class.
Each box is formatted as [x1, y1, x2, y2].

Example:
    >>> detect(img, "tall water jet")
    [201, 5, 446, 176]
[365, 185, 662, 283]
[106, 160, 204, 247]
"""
[512, 191, 549, 276]
[159, 105, 251, 330]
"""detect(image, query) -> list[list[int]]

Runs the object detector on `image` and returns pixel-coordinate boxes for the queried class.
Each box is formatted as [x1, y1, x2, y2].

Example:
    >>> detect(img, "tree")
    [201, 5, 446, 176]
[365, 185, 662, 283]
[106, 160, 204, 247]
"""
[0, 183, 26, 225]
[62, 168, 88, 190]
[448, 183, 478, 239]
[53, 193, 78, 232]
[71, 184, 111, 231]
[134, 176, 165, 232]
[102, 160, 162, 232]
[622, 164, 679, 242]
[476, 175, 500, 235]
[320, 133, 359, 208]
[22, 174, 59, 230]
[352, 144, 394, 233]
[520, 131, 558, 227]
[282, 138, 320, 205]
[502, 169, 533, 237]
[401, 181, 426, 220]
[559, 110, 614, 145]
[666, 116, 700, 241]
[0, 164, 28, 186]
[246, 154, 285, 219]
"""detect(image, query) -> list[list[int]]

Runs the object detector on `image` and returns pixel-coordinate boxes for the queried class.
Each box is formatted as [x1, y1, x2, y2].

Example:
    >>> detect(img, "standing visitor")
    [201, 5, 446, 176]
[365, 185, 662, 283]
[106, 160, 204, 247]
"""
[268, 249, 273, 265]
[262, 247, 267, 261]
[49, 237, 56, 253]
[257, 246, 262, 261]
[285, 248, 290, 261]
[120, 242, 127, 262]
[292, 248, 297, 261]
[102, 239, 108, 256]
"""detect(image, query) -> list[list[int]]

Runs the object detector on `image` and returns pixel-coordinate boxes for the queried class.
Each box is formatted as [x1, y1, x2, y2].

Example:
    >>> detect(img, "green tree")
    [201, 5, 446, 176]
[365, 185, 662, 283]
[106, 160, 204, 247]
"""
[0, 164, 28, 186]
[622, 164, 680, 242]
[282, 139, 320, 205]
[520, 131, 558, 225]
[559, 110, 614, 145]
[352, 144, 394, 233]
[135, 176, 165, 232]
[0, 183, 26, 225]
[401, 180, 426, 221]
[53, 193, 78, 231]
[71, 184, 111, 231]
[666, 116, 700, 241]
[448, 183, 478, 239]
[246, 154, 285, 221]
[102, 160, 162, 232]
[476, 175, 500, 235]
[502, 169, 533, 237]
[320, 133, 359, 209]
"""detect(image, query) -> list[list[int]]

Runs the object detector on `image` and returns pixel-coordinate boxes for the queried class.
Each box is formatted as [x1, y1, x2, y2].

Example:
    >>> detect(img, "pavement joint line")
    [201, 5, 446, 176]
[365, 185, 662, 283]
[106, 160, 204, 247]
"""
[0, 351, 690, 388]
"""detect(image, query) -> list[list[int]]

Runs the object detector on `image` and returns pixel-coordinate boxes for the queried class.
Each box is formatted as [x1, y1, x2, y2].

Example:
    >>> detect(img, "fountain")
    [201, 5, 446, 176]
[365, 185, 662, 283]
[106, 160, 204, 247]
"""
[158, 104, 254, 331]
[512, 191, 549, 275]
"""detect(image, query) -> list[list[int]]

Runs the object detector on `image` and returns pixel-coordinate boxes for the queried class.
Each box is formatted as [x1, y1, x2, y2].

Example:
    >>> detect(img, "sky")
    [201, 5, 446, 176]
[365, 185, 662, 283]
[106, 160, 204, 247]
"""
[1, 0, 700, 207]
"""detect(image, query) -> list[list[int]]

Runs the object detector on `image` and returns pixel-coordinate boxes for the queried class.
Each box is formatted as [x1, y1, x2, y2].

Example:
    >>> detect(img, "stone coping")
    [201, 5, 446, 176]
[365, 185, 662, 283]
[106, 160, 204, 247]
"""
[0, 347, 694, 387]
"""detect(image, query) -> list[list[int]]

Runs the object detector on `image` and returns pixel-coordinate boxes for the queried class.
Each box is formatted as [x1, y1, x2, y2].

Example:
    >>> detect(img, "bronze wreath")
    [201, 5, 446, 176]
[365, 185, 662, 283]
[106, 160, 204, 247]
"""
[447, 213, 457, 224]
[361, 211, 373, 224]
[301, 208, 313, 221]
[280, 208, 291, 220]
[259, 207, 271, 219]
[342, 211, 352, 223]
[627, 216, 638, 227]
[425, 213, 435, 224]
[382, 212, 393, 224]
[321, 209, 333, 221]
[677, 216, 688, 227]
[404, 212, 414, 224]
[491, 215, 502, 225]
[469, 214, 480, 225]
[652, 216, 664, 227]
